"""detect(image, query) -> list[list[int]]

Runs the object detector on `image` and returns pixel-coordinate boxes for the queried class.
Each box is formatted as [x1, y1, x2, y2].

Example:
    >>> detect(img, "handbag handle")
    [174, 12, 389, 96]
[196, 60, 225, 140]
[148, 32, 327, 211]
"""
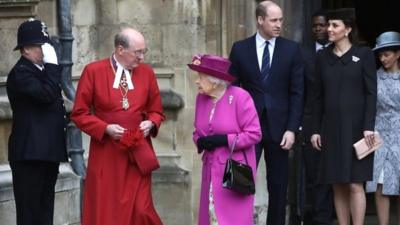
[228, 135, 250, 165]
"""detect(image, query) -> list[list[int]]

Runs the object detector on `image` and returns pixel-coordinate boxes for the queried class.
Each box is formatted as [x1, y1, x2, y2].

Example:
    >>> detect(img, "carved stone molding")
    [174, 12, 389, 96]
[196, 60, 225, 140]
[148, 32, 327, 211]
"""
[0, 0, 40, 18]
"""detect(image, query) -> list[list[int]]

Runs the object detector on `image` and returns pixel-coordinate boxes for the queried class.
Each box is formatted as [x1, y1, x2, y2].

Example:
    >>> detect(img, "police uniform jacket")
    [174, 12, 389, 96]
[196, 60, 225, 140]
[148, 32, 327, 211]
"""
[6, 56, 68, 162]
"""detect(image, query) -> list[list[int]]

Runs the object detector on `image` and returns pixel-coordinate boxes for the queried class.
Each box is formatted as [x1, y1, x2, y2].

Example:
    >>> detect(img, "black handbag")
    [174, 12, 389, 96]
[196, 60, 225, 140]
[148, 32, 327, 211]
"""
[222, 135, 255, 195]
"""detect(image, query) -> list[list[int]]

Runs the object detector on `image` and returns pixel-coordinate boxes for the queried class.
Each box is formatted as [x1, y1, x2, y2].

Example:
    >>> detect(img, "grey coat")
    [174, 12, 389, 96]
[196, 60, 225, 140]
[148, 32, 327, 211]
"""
[366, 68, 400, 195]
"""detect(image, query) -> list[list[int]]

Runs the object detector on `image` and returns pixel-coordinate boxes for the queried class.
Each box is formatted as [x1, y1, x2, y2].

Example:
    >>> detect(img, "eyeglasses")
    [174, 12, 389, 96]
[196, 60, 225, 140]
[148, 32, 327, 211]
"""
[124, 47, 149, 56]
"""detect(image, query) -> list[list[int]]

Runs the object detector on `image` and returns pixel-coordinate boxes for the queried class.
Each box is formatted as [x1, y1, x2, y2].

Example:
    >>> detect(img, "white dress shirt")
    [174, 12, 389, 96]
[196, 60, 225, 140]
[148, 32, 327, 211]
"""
[112, 54, 134, 90]
[34, 63, 44, 71]
[315, 42, 330, 52]
[256, 32, 276, 71]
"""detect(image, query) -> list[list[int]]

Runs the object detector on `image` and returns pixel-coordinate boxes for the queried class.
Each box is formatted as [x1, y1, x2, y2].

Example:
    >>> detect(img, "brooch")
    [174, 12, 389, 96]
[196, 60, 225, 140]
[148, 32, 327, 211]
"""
[192, 59, 201, 65]
[229, 95, 233, 104]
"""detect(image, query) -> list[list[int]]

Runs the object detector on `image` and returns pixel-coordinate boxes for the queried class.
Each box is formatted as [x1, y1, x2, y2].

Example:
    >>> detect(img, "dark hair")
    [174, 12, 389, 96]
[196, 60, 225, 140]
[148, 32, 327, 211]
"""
[376, 48, 400, 69]
[343, 20, 358, 43]
[312, 10, 328, 20]
[114, 32, 129, 48]
[327, 8, 359, 43]
[255, 2, 267, 18]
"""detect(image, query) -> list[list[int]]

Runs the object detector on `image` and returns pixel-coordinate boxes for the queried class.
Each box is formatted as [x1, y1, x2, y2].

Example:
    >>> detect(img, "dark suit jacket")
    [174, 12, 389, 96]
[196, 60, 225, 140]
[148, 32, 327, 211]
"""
[6, 56, 68, 162]
[229, 35, 304, 142]
[300, 44, 318, 141]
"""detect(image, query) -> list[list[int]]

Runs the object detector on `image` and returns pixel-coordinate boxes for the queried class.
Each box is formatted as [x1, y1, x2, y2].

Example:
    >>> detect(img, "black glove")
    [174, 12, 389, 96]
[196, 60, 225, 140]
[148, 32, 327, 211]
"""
[197, 134, 228, 151]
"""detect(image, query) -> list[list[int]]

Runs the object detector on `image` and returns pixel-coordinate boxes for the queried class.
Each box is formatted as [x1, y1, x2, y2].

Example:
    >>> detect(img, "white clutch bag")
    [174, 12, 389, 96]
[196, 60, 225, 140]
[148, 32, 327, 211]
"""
[353, 132, 383, 160]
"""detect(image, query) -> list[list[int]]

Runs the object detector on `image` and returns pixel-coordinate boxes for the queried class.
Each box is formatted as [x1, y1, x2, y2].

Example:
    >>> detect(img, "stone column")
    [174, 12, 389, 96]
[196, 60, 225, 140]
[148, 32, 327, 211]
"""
[96, 0, 118, 58]
[220, 0, 257, 56]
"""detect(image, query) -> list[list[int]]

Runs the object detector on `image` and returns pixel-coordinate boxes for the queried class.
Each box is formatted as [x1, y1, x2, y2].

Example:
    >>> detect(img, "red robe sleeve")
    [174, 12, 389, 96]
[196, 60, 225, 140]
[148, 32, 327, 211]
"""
[145, 69, 165, 137]
[71, 65, 108, 142]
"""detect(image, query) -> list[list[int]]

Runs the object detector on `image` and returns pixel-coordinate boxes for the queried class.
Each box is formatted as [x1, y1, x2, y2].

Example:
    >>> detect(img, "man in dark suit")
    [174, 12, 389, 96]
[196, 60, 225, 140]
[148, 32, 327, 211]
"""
[6, 18, 68, 225]
[229, 1, 304, 225]
[300, 10, 333, 225]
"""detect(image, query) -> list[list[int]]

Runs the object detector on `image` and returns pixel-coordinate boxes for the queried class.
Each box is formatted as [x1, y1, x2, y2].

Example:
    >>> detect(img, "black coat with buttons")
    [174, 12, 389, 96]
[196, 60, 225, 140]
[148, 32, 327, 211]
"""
[312, 45, 377, 183]
[6, 56, 68, 162]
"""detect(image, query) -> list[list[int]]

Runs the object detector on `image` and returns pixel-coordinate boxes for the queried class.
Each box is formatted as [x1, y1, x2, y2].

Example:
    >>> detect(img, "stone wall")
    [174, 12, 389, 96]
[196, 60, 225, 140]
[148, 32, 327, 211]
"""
[0, 0, 211, 224]
[0, 0, 305, 224]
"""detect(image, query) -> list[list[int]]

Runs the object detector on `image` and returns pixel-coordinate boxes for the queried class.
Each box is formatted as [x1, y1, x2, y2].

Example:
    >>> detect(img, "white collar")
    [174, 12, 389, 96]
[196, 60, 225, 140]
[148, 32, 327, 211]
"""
[256, 32, 276, 48]
[112, 55, 134, 90]
[315, 41, 331, 51]
[34, 63, 44, 71]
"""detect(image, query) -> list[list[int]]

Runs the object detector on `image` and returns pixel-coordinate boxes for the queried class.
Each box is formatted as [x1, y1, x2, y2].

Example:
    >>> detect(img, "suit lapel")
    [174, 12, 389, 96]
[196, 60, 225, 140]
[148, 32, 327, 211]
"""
[267, 37, 282, 83]
[247, 35, 263, 80]
[310, 45, 317, 60]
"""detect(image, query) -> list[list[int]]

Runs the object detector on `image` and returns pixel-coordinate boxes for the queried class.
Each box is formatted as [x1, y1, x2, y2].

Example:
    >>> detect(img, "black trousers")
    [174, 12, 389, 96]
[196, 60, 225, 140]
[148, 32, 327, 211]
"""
[302, 142, 333, 225]
[10, 161, 60, 225]
[256, 110, 289, 225]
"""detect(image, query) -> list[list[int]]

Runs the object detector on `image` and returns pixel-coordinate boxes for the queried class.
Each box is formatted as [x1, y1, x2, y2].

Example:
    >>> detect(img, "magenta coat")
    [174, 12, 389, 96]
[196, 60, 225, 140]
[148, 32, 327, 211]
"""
[193, 85, 261, 225]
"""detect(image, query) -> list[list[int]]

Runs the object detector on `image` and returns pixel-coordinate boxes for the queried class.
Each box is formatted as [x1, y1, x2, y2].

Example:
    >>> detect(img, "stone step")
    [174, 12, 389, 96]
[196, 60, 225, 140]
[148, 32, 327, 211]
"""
[0, 163, 81, 225]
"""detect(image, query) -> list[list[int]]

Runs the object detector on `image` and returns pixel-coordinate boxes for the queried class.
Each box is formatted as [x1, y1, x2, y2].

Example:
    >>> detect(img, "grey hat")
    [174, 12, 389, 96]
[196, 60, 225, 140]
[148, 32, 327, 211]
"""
[373, 31, 400, 52]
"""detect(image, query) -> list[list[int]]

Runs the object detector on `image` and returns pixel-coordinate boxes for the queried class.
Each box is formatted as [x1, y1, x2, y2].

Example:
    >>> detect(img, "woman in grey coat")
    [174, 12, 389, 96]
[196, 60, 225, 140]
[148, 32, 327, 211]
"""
[366, 31, 400, 225]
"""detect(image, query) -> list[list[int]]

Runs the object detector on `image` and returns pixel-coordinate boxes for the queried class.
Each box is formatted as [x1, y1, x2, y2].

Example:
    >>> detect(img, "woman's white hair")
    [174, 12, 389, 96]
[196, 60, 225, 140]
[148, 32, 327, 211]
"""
[206, 75, 229, 88]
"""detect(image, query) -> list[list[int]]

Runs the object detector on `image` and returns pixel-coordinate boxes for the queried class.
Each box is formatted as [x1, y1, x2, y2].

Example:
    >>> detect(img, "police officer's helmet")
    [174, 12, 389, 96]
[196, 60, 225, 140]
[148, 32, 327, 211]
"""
[14, 18, 50, 51]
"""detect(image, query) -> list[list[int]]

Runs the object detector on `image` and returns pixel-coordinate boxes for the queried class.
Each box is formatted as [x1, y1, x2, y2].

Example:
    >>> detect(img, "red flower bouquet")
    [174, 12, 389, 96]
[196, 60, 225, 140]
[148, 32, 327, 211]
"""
[119, 128, 144, 150]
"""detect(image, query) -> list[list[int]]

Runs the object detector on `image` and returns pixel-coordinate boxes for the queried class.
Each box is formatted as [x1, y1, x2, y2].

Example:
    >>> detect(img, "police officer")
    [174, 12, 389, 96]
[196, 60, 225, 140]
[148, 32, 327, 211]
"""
[7, 18, 68, 225]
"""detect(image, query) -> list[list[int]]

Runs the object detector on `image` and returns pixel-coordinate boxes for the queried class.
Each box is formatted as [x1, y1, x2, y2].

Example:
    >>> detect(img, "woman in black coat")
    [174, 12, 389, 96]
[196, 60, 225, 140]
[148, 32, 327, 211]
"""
[310, 9, 377, 225]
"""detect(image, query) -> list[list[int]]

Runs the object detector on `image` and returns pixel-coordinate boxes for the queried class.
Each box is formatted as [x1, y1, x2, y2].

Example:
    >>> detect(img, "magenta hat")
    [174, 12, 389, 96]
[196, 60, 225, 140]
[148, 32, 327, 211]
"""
[187, 54, 236, 82]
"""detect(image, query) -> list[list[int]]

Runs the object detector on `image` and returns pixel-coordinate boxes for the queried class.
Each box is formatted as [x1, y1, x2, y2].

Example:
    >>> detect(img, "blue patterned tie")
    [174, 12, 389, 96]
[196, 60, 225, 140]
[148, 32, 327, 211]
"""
[261, 41, 270, 80]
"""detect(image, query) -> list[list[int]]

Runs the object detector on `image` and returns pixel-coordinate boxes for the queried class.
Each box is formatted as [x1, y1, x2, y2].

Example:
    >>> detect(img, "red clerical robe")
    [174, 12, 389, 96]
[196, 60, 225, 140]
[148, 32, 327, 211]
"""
[71, 57, 165, 225]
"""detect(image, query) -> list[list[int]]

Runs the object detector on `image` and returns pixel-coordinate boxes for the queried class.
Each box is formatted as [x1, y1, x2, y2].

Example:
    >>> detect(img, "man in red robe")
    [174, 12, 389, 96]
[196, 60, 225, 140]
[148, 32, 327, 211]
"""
[71, 27, 165, 225]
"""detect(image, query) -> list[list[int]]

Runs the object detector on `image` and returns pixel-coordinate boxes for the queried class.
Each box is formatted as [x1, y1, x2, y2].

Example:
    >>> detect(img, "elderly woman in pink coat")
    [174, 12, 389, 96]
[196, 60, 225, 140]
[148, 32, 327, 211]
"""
[189, 54, 262, 225]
